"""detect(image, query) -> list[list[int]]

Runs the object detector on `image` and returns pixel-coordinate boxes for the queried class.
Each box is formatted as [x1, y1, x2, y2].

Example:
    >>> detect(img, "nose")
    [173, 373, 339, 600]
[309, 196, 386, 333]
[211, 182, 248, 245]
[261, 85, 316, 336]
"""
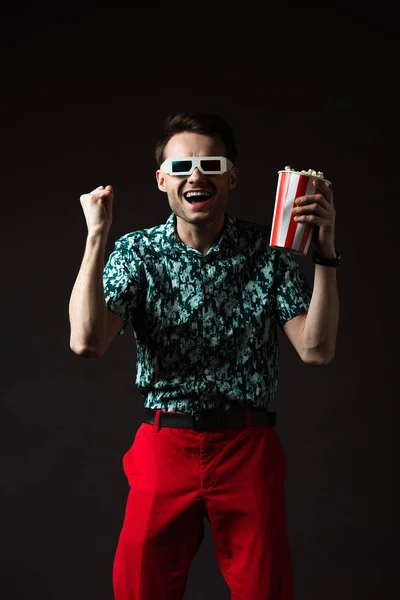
[187, 167, 207, 183]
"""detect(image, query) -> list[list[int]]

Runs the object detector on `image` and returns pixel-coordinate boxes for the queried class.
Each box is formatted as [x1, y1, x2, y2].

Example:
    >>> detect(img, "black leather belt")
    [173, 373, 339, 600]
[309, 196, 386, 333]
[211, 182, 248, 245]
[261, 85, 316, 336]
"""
[143, 406, 276, 431]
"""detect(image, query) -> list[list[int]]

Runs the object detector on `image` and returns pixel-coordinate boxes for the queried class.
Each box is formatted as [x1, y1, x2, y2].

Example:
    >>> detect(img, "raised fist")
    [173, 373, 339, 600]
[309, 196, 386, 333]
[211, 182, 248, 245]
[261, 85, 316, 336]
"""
[79, 185, 114, 235]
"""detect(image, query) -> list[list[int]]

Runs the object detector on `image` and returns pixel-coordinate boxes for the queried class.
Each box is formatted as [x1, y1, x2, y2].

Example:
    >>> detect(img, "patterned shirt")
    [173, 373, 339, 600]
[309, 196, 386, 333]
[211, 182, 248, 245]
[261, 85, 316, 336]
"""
[103, 211, 312, 414]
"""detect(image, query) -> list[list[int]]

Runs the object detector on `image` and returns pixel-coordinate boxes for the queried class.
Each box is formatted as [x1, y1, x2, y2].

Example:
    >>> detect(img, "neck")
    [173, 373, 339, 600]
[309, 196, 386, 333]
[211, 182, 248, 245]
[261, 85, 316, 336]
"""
[176, 214, 225, 255]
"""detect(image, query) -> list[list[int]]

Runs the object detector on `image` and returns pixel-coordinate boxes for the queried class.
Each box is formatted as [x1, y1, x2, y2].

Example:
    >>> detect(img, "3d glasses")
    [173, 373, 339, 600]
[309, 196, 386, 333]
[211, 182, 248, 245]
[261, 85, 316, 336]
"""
[160, 156, 234, 176]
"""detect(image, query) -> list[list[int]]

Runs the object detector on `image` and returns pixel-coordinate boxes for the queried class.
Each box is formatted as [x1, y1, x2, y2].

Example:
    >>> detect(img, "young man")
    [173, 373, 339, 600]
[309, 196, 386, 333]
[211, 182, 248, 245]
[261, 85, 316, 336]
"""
[69, 113, 339, 599]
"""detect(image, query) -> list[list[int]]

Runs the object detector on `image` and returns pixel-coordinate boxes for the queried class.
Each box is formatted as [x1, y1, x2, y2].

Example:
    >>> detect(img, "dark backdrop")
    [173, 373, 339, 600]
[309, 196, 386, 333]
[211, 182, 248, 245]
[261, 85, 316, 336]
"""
[1, 3, 398, 599]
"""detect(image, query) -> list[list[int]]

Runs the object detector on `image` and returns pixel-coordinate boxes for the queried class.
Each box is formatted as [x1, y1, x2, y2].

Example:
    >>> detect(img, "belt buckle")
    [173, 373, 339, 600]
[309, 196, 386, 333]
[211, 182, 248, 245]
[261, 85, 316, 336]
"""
[193, 409, 224, 431]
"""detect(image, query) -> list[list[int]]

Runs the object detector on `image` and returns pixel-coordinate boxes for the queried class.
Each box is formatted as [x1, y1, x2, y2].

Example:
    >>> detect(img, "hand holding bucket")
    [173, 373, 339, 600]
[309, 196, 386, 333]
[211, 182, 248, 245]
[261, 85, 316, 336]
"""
[269, 167, 331, 255]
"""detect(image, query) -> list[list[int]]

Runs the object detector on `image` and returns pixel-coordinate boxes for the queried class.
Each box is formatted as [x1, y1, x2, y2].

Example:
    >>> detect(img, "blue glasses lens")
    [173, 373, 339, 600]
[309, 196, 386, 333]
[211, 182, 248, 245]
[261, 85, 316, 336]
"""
[172, 160, 192, 173]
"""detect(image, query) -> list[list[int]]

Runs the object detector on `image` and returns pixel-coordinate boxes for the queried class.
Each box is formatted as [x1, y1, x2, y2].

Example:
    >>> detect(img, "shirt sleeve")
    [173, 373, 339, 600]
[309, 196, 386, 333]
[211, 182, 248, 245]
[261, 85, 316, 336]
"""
[103, 236, 144, 336]
[275, 250, 312, 330]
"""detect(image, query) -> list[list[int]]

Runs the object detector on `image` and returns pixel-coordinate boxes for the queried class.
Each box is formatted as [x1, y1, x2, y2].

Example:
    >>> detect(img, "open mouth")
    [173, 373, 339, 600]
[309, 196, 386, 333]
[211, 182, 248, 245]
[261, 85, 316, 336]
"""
[183, 190, 214, 210]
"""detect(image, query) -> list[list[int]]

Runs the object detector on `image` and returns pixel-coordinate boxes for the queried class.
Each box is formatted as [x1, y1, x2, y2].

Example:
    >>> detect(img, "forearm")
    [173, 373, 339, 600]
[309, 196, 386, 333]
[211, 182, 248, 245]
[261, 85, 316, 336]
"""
[69, 233, 109, 355]
[302, 264, 339, 364]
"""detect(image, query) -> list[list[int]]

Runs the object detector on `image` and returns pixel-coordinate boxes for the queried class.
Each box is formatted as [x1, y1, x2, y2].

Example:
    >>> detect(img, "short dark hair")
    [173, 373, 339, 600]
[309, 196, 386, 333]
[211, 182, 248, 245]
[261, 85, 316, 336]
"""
[155, 112, 238, 167]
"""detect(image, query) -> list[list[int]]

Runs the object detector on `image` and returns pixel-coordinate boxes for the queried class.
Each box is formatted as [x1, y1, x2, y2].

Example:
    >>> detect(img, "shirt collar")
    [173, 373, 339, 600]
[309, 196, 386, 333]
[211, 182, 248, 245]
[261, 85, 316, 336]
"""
[161, 211, 238, 257]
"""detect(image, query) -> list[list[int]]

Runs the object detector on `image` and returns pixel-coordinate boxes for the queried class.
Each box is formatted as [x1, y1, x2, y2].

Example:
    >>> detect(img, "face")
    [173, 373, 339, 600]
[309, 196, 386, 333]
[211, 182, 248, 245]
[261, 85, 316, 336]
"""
[156, 132, 237, 228]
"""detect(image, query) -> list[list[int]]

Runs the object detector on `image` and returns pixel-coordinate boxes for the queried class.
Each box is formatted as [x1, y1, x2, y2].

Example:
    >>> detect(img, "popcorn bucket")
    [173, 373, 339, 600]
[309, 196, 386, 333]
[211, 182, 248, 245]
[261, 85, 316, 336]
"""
[269, 168, 331, 255]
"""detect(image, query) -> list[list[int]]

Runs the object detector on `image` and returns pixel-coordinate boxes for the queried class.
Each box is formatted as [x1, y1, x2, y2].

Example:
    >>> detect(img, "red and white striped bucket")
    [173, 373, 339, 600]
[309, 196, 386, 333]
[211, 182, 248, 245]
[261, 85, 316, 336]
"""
[269, 170, 331, 255]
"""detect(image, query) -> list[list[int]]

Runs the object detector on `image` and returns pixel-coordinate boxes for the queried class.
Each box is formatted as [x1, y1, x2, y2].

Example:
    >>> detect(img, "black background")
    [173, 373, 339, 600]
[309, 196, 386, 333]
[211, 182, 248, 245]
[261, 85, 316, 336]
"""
[1, 2, 399, 599]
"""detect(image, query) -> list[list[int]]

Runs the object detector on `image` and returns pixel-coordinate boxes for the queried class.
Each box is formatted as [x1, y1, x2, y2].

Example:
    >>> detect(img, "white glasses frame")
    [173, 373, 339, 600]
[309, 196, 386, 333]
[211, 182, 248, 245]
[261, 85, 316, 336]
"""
[160, 156, 234, 176]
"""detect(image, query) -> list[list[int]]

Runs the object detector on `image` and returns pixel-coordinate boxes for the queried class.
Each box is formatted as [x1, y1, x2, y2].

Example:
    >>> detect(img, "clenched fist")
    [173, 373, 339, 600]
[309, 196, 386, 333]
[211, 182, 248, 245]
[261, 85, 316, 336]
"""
[80, 185, 114, 236]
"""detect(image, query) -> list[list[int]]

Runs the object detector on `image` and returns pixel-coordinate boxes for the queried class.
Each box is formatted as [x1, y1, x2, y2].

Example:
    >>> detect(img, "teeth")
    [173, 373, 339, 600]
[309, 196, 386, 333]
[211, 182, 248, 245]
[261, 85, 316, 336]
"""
[185, 191, 211, 198]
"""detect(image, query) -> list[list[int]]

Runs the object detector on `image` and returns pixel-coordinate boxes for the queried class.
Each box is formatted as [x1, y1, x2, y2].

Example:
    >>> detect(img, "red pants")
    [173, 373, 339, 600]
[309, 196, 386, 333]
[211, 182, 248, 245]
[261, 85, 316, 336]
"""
[113, 409, 293, 599]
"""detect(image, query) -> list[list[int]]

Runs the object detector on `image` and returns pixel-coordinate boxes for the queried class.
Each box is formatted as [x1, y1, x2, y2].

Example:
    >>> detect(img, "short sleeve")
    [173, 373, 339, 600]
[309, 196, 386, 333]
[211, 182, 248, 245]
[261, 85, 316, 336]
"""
[103, 236, 144, 336]
[275, 250, 312, 330]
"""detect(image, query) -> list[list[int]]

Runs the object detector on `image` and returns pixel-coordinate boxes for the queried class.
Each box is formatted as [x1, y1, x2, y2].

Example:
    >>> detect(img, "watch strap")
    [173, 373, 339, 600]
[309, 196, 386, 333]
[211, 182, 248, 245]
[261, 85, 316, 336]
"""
[312, 250, 341, 267]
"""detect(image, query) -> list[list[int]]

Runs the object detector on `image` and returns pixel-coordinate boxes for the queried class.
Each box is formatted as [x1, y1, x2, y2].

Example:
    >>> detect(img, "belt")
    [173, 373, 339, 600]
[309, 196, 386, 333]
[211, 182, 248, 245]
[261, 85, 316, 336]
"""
[143, 406, 276, 431]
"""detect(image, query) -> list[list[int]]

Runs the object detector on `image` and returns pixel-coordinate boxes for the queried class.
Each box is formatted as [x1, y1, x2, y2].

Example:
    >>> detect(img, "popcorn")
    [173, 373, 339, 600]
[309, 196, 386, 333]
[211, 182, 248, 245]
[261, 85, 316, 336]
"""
[284, 166, 325, 179]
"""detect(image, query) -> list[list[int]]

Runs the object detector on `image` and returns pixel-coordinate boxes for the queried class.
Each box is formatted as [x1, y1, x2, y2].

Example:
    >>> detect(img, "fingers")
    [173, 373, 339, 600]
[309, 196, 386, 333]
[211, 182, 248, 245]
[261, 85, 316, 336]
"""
[313, 178, 333, 204]
[80, 186, 114, 212]
[293, 201, 333, 220]
[293, 181, 335, 223]
[293, 204, 334, 225]
[292, 199, 336, 228]
[295, 192, 331, 212]
[89, 185, 113, 195]
[292, 179, 336, 238]
[86, 186, 114, 202]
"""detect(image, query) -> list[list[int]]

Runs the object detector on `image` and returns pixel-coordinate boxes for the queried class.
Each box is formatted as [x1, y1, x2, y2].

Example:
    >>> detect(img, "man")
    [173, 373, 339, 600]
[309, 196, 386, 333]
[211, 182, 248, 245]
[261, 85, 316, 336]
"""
[69, 112, 339, 599]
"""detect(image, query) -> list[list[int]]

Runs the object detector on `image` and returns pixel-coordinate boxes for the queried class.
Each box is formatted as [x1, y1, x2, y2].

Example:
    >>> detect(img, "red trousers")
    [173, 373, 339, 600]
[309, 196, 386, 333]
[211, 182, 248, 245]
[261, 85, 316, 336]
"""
[113, 408, 293, 599]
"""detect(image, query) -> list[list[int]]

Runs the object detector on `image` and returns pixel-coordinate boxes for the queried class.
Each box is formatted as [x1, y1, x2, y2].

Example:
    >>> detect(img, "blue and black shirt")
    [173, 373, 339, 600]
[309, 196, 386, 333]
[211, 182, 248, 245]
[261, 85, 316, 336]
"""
[103, 211, 312, 414]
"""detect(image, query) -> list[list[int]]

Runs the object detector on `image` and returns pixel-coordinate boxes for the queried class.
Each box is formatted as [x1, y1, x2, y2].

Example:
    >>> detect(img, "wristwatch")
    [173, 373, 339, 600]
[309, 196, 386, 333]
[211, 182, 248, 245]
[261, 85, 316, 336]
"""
[312, 249, 341, 267]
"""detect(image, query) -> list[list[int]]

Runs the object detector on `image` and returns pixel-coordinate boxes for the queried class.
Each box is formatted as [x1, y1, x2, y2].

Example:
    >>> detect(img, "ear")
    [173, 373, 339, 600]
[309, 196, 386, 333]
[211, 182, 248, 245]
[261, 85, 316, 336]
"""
[156, 170, 167, 192]
[229, 167, 238, 190]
